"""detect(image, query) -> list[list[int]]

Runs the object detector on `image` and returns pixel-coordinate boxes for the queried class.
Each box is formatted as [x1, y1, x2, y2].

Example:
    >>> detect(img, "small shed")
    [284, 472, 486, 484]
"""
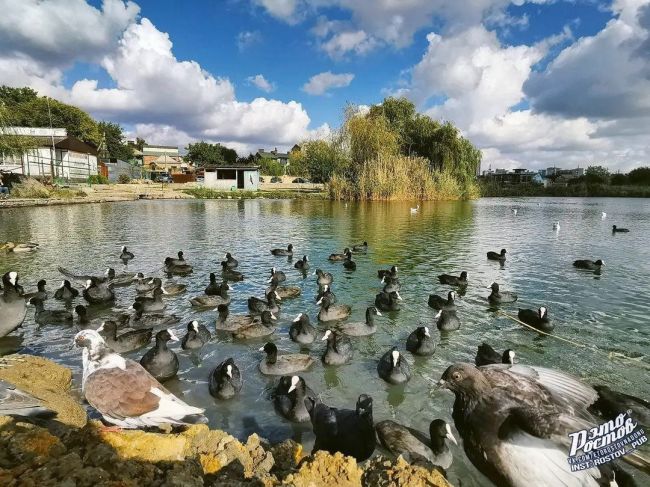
[203, 165, 260, 191]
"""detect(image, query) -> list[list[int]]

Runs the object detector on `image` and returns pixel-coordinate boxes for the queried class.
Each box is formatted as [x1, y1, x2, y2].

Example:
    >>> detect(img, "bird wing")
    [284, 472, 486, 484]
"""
[0, 379, 55, 418]
[84, 360, 161, 419]
[312, 402, 338, 439]
[58, 266, 99, 284]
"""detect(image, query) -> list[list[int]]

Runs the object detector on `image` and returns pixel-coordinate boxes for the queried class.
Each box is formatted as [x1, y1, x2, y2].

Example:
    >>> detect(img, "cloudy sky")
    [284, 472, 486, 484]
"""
[0, 0, 648, 171]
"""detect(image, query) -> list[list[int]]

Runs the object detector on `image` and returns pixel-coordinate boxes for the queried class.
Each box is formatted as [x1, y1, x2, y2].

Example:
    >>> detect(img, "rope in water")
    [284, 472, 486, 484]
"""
[497, 310, 650, 371]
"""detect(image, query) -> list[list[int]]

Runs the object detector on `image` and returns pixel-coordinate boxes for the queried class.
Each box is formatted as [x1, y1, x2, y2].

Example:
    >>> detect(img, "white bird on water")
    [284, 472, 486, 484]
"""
[601, 211, 607, 219]
[410, 204, 420, 214]
[512, 208, 518, 215]
[553, 222, 560, 230]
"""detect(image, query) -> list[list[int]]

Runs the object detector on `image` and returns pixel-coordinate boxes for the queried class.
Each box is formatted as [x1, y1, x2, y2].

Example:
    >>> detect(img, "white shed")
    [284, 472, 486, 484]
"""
[203, 165, 260, 191]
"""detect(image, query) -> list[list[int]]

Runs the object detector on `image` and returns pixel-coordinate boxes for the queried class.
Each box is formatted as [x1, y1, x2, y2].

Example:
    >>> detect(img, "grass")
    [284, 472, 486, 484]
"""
[480, 182, 650, 198]
[328, 154, 479, 201]
[183, 188, 326, 200]
[8, 178, 86, 199]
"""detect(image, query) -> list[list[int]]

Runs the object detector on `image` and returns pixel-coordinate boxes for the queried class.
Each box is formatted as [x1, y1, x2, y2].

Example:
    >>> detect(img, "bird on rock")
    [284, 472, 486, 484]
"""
[75, 330, 206, 428]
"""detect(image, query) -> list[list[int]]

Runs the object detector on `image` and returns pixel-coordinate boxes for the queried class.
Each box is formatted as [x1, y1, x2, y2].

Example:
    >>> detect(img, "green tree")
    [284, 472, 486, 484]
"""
[610, 173, 628, 186]
[0, 104, 37, 158]
[98, 121, 133, 161]
[585, 165, 610, 184]
[287, 149, 308, 176]
[627, 167, 650, 186]
[185, 141, 238, 166]
[300, 139, 346, 183]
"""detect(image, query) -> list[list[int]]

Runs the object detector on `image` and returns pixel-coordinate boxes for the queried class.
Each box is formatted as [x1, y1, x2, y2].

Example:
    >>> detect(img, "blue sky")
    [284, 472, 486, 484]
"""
[1, 0, 649, 171]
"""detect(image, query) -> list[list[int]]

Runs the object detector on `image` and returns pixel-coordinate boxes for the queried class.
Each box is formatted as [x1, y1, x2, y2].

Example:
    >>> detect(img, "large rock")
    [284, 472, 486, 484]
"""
[0, 354, 86, 427]
[362, 456, 452, 487]
[282, 451, 363, 487]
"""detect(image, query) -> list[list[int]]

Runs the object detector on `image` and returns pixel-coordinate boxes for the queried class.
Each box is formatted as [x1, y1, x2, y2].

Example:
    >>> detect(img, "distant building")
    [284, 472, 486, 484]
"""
[0, 127, 98, 181]
[141, 144, 187, 176]
[481, 167, 537, 185]
[203, 164, 260, 191]
[540, 167, 584, 179]
[255, 146, 300, 173]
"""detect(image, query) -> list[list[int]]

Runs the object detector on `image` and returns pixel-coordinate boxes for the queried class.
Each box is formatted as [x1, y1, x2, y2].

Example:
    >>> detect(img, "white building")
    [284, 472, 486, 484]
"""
[203, 165, 260, 190]
[0, 127, 98, 181]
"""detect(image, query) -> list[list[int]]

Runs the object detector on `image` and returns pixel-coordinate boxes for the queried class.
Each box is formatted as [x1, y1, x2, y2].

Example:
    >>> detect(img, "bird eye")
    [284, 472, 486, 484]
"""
[452, 372, 461, 380]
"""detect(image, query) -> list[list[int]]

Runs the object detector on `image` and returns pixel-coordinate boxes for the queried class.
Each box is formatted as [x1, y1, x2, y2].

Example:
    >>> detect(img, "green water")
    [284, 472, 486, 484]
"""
[1, 197, 649, 485]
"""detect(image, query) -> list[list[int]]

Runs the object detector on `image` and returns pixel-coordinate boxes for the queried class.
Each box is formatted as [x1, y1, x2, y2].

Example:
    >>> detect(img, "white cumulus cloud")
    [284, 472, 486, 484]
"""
[246, 74, 275, 93]
[302, 71, 354, 95]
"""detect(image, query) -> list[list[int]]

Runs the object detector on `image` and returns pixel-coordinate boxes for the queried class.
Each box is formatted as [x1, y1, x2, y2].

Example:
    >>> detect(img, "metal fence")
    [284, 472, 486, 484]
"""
[0, 149, 98, 182]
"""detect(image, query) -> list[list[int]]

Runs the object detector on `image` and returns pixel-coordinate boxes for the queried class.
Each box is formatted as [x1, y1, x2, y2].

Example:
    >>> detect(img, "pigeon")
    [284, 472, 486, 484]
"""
[75, 329, 206, 428]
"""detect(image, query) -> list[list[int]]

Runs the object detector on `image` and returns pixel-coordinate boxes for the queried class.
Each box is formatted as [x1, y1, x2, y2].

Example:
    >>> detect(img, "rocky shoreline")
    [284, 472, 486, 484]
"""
[0, 355, 451, 486]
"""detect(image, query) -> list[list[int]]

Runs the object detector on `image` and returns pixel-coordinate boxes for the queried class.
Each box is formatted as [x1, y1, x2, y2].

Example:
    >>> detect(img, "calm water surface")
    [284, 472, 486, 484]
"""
[1, 197, 649, 485]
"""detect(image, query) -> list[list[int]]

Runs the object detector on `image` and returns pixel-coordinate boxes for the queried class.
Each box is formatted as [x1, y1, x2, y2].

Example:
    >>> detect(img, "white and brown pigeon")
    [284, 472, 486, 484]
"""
[74, 329, 207, 429]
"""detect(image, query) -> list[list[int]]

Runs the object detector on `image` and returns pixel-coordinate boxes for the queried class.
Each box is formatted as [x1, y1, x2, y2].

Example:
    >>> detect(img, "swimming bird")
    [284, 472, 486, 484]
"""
[58, 266, 118, 285]
[22, 279, 48, 301]
[83, 279, 115, 305]
[215, 304, 254, 332]
[272, 284, 301, 300]
[376, 419, 456, 469]
[438, 271, 467, 287]
[294, 255, 310, 271]
[343, 250, 357, 271]
[377, 265, 398, 280]
[406, 326, 435, 356]
[74, 304, 129, 329]
[135, 287, 166, 312]
[573, 259, 604, 271]
[438, 363, 648, 486]
[474, 343, 515, 366]
[134, 275, 157, 294]
[553, 221, 560, 230]
[377, 348, 411, 384]
[1, 242, 39, 253]
[189, 284, 231, 308]
[410, 204, 420, 214]
[317, 295, 351, 322]
[54, 280, 79, 300]
[612, 225, 629, 233]
[351, 241, 368, 252]
[221, 261, 244, 281]
[164, 257, 193, 276]
[375, 290, 402, 312]
[487, 248, 507, 262]
[487, 282, 518, 304]
[435, 309, 461, 331]
[602, 211, 607, 219]
[209, 358, 242, 400]
[160, 280, 186, 296]
[518, 307, 553, 332]
[97, 321, 152, 353]
[75, 329, 206, 428]
[128, 302, 180, 329]
[273, 375, 315, 423]
[315, 284, 336, 304]
[428, 291, 456, 311]
[30, 297, 73, 325]
[306, 394, 376, 462]
[336, 307, 381, 337]
[258, 342, 314, 375]
[204, 273, 221, 295]
[140, 329, 179, 382]
[321, 330, 353, 366]
[181, 320, 211, 350]
[289, 313, 316, 344]
[166, 251, 186, 266]
[232, 311, 276, 339]
[314, 269, 333, 286]
[267, 267, 287, 285]
[271, 244, 293, 256]
[328, 247, 351, 262]
[381, 275, 401, 293]
[512, 208, 518, 215]
[120, 246, 134, 262]
[248, 289, 281, 315]
[0, 379, 56, 419]
[223, 252, 238, 269]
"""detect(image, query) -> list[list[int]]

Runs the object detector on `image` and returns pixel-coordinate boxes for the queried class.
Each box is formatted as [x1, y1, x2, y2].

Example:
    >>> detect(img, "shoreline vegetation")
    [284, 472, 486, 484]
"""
[290, 98, 481, 201]
[480, 181, 650, 198]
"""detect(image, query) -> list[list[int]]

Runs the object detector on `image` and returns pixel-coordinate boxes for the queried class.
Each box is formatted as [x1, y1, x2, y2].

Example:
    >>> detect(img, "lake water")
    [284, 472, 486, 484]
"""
[1, 197, 649, 485]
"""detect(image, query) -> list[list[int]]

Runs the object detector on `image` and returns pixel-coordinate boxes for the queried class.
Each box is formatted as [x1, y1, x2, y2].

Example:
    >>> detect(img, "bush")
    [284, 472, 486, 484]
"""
[88, 174, 109, 185]
[117, 174, 131, 184]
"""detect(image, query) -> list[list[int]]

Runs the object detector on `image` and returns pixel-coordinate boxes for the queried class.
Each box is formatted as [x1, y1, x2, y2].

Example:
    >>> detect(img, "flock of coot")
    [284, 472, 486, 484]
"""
[1, 219, 648, 487]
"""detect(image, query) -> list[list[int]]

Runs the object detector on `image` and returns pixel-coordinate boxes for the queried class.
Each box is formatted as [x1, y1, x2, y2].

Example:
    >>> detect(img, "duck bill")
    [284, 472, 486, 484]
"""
[168, 330, 180, 341]
[446, 431, 458, 446]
